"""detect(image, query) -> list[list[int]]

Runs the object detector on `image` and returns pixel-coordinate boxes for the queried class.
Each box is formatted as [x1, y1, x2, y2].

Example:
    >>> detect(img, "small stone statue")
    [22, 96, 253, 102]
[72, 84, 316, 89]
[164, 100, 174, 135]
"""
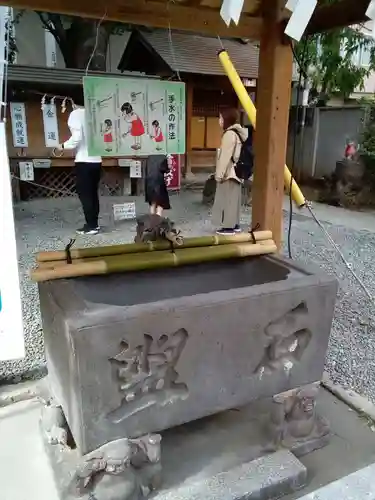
[67, 434, 162, 500]
[134, 214, 183, 246]
[266, 384, 330, 454]
[40, 403, 68, 446]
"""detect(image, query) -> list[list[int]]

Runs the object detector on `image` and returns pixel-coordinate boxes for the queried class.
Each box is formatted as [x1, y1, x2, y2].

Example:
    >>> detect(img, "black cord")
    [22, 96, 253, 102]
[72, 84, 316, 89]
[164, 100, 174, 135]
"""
[65, 238, 76, 264]
[287, 38, 309, 259]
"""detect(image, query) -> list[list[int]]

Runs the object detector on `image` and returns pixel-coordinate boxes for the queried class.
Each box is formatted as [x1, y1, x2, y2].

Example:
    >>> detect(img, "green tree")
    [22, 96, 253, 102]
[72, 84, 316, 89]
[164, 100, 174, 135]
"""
[10, 10, 133, 71]
[295, 27, 375, 103]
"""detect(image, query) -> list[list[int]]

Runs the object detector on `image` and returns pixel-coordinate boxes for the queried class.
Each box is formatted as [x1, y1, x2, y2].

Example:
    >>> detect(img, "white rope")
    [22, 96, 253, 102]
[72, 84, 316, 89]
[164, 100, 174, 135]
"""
[85, 9, 107, 77]
[306, 202, 374, 303]
[166, 0, 181, 82]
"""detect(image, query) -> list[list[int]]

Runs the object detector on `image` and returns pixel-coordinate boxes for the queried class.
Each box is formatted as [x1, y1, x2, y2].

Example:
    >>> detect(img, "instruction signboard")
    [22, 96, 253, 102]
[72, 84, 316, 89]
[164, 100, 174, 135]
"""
[83, 76, 186, 157]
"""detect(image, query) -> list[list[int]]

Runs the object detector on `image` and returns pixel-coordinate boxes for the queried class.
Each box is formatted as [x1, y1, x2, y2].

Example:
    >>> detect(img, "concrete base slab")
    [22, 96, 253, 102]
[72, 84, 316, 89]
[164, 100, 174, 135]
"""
[42, 392, 326, 500]
[0, 399, 58, 500]
[3, 387, 375, 500]
[154, 450, 307, 500]
[298, 462, 375, 499]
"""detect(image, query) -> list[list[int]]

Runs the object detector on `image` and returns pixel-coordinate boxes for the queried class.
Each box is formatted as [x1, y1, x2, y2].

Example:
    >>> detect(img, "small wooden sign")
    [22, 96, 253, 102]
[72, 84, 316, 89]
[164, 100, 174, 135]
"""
[113, 202, 136, 221]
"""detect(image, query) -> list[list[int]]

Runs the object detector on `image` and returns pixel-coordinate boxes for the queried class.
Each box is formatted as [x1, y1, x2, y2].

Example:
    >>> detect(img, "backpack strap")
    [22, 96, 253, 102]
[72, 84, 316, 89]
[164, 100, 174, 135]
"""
[224, 128, 243, 164]
[229, 128, 244, 144]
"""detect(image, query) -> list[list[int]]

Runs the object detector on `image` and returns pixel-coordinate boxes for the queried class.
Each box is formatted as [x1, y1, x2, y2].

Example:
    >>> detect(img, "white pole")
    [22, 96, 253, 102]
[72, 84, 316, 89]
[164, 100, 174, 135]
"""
[0, 5, 25, 360]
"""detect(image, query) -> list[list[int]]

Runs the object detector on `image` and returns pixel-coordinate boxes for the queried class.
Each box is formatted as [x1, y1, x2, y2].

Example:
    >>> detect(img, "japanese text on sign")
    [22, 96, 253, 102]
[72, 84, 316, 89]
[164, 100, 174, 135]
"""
[83, 76, 185, 156]
[44, 29, 57, 67]
[42, 103, 60, 147]
[130, 160, 142, 178]
[19, 161, 34, 181]
[167, 92, 176, 141]
[165, 154, 181, 191]
[10, 102, 28, 148]
[113, 202, 136, 221]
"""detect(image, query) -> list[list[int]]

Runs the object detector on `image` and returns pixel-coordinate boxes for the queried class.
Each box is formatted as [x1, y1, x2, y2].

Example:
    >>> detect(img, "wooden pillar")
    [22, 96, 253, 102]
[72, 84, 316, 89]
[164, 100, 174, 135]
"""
[185, 82, 194, 176]
[251, 0, 293, 249]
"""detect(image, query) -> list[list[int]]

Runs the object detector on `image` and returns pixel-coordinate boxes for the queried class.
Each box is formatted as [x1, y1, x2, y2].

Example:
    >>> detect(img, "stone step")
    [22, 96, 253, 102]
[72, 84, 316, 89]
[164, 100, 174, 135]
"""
[298, 462, 375, 499]
[154, 450, 307, 500]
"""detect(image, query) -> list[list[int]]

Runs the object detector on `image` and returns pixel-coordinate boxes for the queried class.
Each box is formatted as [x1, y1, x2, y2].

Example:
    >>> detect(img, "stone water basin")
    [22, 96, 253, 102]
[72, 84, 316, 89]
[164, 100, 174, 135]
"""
[38, 255, 337, 454]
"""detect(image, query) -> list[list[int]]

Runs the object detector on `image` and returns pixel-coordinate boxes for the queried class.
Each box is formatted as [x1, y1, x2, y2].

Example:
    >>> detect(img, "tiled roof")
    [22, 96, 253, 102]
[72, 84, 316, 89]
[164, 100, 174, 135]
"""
[138, 30, 259, 78]
[7, 65, 149, 85]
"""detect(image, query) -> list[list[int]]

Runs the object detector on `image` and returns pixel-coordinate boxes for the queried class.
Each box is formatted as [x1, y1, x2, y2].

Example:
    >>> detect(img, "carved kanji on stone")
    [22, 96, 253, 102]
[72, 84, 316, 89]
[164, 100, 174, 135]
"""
[255, 302, 312, 376]
[108, 329, 189, 423]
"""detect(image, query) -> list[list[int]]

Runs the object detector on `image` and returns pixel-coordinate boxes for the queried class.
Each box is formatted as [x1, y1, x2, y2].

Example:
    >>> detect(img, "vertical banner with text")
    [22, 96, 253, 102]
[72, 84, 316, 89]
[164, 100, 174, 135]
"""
[42, 103, 60, 147]
[165, 154, 181, 191]
[44, 28, 57, 67]
[10, 102, 28, 148]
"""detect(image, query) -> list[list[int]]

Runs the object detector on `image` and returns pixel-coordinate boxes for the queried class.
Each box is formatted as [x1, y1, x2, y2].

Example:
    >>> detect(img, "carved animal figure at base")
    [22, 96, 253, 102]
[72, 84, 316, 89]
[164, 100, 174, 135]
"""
[41, 404, 68, 446]
[267, 384, 330, 451]
[67, 434, 162, 500]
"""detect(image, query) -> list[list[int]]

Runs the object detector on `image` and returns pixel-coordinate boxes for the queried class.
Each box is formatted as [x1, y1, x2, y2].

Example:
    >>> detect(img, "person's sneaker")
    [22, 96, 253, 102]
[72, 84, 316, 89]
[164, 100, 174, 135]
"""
[76, 226, 99, 235]
[216, 228, 235, 236]
[234, 225, 242, 233]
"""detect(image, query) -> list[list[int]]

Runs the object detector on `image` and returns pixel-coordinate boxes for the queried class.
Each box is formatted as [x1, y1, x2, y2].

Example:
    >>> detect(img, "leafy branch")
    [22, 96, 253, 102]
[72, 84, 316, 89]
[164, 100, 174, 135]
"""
[295, 0, 375, 102]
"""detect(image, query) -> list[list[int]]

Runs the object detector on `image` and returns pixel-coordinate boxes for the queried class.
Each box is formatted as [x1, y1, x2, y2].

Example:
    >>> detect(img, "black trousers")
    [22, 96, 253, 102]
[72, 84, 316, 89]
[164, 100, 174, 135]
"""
[75, 162, 102, 229]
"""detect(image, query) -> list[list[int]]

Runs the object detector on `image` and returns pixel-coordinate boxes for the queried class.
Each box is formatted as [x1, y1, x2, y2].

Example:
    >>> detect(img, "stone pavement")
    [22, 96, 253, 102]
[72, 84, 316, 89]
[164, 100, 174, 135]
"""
[2, 384, 375, 500]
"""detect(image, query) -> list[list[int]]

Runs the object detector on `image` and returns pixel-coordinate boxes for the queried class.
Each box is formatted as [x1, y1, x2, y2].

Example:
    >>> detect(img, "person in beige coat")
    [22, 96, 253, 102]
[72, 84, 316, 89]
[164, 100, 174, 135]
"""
[212, 108, 248, 235]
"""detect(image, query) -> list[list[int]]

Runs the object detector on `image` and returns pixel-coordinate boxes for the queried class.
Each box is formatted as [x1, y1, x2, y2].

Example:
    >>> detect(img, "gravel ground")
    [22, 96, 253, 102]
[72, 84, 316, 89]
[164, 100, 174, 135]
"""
[3, 191, 375, 404]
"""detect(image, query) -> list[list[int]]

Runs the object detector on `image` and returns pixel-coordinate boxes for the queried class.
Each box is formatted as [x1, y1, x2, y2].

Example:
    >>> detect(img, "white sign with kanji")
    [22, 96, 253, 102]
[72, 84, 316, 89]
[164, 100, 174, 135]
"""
[19, 161, 34, 181]
[44, 28, 57, 67]
[130, 160, 142, 178]
[113, 202, 136, 221]
[42, 103, 59, 147]
[10, 102, 28, 148]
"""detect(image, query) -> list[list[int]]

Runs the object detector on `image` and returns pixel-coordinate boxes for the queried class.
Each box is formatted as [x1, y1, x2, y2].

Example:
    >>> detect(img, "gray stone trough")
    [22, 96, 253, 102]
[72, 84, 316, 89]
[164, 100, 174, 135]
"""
[38, 254, 337, 500]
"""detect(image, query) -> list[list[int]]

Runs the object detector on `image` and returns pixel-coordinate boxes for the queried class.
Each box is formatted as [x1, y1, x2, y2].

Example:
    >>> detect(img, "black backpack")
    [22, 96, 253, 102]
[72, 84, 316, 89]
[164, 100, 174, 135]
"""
[228, 128, 254, 180]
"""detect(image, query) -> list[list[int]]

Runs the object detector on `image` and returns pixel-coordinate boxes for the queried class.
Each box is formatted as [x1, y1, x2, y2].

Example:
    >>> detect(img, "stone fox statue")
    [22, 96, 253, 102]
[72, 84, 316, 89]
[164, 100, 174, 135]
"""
[134, 214, 183, 246]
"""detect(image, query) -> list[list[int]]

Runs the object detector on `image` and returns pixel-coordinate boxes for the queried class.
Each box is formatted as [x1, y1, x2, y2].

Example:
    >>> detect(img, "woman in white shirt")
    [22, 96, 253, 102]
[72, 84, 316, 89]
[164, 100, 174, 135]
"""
[56, 102, 102, 235]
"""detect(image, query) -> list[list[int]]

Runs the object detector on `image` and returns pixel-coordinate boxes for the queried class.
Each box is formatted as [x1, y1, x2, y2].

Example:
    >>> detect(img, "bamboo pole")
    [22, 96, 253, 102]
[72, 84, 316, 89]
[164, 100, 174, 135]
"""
[30, 241, 277, 283]
[38, 235, 274, 270]
[35, 231, 273, 263]
[38, 257, 101, 270]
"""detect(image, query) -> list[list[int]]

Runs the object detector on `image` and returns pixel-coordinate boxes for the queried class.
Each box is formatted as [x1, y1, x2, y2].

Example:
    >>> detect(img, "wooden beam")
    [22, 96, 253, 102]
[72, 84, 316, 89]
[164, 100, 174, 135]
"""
[183, 0, 203, 5]
[0, 0, 263, 39]
[251, 0, 293, 250]
[306, 0, 369, 34]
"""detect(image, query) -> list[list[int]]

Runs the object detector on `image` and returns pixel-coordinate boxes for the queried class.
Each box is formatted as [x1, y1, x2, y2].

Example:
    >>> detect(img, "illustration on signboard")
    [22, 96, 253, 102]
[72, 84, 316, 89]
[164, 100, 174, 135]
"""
[101, 119, 113, 152]
[121, 102, 145, 151]
[150, 120, 164, 151]
[83, 76, 185, 157]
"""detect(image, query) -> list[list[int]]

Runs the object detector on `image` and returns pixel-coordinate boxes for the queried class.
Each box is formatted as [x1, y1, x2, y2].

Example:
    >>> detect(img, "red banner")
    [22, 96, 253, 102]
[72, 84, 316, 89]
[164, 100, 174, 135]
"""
[165, 154, 181, 191]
